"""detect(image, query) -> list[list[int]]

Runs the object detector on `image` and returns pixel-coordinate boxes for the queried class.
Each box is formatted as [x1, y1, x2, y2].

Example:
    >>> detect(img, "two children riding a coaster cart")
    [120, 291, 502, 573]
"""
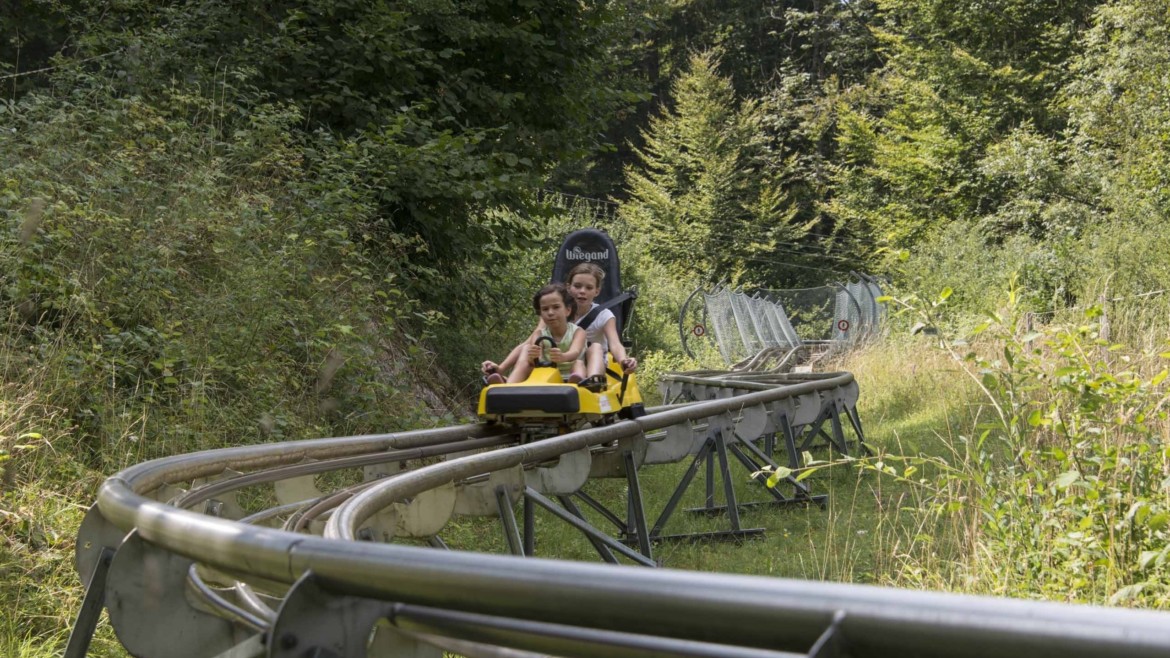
[478, 229, 645, 426]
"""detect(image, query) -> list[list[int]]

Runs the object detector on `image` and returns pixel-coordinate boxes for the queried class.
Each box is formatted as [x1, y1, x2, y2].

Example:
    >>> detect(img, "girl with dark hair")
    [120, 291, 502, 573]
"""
[482, 283, 587, 384]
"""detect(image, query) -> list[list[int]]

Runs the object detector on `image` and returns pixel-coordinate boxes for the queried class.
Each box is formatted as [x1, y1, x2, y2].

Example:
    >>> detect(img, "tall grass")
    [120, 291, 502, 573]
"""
[0, 313, 123, 656]
[478, 286, 1170, 608]
[824, 289, 1170, 606]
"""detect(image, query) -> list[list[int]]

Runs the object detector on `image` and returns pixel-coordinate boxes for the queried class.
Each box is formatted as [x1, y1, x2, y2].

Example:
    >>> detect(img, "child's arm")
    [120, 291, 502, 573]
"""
[551, 327, 588, 364]
[502, 325, 544, 369]
[601, 317, 637, 371]
[483, 323, 545, 374]
[482, 346, 520, 375]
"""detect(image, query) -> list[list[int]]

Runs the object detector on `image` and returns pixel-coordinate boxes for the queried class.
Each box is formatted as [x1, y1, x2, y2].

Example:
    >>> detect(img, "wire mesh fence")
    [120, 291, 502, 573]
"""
[685, 274, 885, 366]
[538, 189, 619, 225]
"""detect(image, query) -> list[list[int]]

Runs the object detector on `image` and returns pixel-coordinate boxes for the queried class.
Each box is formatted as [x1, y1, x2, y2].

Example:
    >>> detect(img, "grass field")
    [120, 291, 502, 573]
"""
[441, 337, 982, 588]
[11, 322, 1167, 656]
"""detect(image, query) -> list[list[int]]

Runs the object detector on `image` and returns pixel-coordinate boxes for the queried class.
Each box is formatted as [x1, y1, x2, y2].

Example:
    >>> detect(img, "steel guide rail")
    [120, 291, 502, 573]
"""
[67, 372, 1170, 658]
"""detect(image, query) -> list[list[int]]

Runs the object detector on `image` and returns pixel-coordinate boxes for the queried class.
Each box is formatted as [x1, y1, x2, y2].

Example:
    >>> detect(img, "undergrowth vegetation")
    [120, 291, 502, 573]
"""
[0, 69, 535, 655]
[0, 61, 626, 655]
[6, 72, 1170, 649]
[819, 288, 1170, 606]
[6, 0, 1170, 654]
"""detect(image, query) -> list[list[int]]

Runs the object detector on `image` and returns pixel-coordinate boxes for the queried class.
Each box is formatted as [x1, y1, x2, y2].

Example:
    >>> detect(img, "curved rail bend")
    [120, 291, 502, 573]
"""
[67, 372, 1170, 658]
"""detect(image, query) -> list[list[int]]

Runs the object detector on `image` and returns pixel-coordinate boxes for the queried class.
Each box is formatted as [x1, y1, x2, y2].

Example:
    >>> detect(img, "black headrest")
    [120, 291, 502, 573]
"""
[551, 228, 623, 303]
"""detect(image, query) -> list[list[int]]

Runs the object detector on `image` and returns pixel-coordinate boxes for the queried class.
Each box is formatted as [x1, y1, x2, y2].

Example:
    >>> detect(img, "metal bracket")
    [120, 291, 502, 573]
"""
[105, 531, 247, 658]
[808, 610, 849, 658]
[524, 446, 592, 495]
[75, 503, 128, 583]
[454, 465, 523, 517]
[268, 571, 440, 658]
[210, 634, 266, 658]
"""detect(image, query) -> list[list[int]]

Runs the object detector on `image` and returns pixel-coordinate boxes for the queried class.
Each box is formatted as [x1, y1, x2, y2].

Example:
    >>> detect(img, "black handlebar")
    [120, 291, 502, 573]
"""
[534, 336, 556, 368]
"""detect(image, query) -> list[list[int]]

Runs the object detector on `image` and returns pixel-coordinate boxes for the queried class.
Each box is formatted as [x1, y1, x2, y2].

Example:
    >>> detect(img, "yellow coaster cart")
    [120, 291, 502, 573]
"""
[478, 227, 644, 435]
[478, 337, 645, 430]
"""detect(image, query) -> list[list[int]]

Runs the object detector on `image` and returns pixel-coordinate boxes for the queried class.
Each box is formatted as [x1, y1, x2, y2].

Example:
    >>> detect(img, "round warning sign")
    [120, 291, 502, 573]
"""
[692, 324, 706, 337]
[837, 319, 851, 332]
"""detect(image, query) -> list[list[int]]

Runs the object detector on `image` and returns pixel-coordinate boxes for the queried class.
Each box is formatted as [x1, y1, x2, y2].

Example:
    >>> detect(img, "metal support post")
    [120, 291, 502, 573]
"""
[713, 429, 744, 532]
[524, 489, 655, 567]
[571, 490, 627, 533]
[727, 443, 826, 510]
[669, 430, 766, 543]
[777, 412, 801, 469]
[523, 495, 535, 556]
[843, 405, 873, 456]
[623, 449, 653, 561]
[704, 448, 716, 510]
[828, 403, 850, 455]
[798, 406, 831, 452]
[734, 432, 815, 500]
[650, 437, 714, 538]
[495, 485, 525, 556]
[64, 546, 115, 658]
[555, 494, 622, 564]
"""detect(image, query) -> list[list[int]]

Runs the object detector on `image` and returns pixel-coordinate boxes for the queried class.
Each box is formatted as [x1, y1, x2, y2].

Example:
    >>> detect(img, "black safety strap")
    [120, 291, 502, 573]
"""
[575, 291, 633, 331]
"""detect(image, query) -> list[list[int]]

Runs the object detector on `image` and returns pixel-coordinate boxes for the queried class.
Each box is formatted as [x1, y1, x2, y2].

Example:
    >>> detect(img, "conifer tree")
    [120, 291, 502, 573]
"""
[622, 52, 811, 286]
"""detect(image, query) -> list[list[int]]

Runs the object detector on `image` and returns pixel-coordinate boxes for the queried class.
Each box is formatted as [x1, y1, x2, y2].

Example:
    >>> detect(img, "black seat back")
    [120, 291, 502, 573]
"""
[551, 228, 634, 336]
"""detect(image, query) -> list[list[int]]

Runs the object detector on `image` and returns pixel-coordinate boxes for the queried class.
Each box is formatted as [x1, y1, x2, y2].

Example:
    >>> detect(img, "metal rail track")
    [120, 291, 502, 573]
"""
[67, 371, 1170, 657]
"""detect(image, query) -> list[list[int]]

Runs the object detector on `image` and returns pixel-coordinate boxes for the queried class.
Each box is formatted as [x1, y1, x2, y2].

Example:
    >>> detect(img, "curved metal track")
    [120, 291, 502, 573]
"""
[67, 371, 1170, 658]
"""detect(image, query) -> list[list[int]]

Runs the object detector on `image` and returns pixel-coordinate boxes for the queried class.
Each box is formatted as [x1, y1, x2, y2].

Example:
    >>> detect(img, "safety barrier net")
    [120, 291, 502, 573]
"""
[690, 274, 885, 365]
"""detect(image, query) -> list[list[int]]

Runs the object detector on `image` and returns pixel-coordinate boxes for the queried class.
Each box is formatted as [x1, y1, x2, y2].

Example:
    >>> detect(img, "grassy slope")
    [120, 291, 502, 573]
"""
[1, 298, 979, 657]
[442, 339, 983, 585]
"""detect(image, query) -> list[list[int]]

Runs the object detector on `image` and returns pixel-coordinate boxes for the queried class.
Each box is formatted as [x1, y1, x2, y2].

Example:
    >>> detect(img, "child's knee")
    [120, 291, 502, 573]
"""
[508, 360, 532, 383]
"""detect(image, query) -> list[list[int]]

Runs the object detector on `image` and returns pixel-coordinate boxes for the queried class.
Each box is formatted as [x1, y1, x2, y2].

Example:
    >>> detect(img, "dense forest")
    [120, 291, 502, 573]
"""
[4, 1, 1170, 654]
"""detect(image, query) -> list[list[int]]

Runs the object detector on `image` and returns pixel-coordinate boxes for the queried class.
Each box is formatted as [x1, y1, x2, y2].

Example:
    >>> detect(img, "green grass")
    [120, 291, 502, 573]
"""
[8, 321, 1169, 655]
[444, 338, 984, 589]
[377, 305, 1170, 616]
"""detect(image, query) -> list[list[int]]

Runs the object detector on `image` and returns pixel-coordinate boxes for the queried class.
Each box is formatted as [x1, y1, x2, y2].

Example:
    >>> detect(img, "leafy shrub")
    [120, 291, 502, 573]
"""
[876, 286, 1170, 605]
[0, 66, 476, 653]
[896, 224, 1075, 328]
